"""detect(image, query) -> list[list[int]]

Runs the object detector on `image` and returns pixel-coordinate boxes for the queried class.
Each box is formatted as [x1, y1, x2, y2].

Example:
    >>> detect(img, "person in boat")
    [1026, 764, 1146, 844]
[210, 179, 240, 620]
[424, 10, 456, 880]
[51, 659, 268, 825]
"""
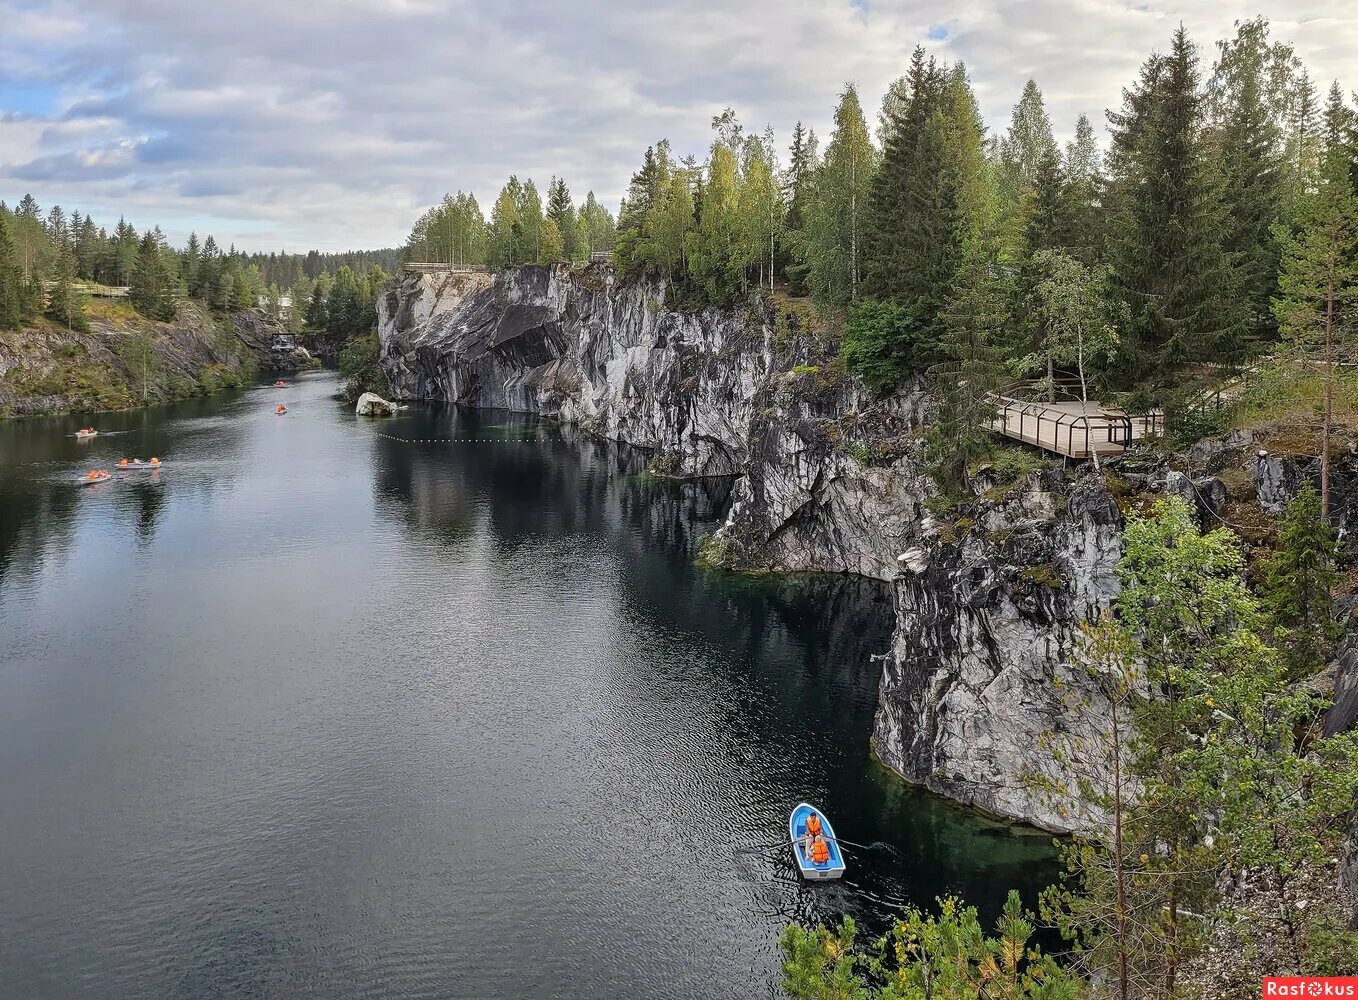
[801, 811, 824, 856]
[808, 835, 830, 866]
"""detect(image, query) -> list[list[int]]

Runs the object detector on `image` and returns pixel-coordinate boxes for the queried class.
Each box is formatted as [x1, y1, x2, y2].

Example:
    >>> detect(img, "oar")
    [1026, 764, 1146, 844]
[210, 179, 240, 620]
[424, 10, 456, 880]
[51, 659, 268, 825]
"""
[824, 836, 897, 854]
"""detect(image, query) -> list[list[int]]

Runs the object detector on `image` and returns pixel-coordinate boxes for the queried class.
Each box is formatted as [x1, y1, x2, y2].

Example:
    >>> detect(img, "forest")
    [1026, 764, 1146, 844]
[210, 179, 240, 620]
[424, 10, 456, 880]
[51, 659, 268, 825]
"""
[0, 196, 397, 345]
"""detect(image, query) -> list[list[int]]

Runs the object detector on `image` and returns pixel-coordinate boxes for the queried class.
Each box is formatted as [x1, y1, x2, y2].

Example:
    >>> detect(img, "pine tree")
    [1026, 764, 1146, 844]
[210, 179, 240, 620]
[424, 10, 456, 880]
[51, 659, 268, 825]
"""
[515, 179, 545, 265]
[616, 143, 671, 271]
[1104, 27, 1244, 385]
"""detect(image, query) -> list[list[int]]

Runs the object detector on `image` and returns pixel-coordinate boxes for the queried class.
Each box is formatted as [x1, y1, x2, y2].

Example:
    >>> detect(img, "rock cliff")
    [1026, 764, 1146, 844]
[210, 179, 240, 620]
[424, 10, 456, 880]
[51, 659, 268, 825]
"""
[376, 266, 1348, 837]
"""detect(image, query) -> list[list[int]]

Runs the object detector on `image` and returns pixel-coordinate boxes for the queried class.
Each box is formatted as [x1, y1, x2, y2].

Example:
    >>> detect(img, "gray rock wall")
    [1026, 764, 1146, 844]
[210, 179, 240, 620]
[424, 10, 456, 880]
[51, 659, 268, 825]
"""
[379, 267, 1128, 832]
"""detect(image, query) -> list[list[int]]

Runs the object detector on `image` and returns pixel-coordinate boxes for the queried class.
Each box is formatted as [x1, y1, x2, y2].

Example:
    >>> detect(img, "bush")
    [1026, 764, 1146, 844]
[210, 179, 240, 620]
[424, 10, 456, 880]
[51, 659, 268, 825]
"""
[840, 298, 926, 393]
[338, 331, 389, 404]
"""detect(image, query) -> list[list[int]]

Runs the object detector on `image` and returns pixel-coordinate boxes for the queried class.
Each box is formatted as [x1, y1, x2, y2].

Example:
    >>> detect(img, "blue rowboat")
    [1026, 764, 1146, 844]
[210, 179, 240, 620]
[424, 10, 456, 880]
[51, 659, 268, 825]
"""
[789, 802, 846, 880]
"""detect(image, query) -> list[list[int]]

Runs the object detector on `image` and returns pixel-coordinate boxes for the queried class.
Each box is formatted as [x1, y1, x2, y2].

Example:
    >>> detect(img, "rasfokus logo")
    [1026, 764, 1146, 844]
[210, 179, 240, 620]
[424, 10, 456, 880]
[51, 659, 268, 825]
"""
[1263, 978, 1358, 997]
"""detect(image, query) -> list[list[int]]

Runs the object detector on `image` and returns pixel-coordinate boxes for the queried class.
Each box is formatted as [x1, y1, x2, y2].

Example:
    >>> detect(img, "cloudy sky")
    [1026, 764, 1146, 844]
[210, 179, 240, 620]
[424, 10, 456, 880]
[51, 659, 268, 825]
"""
[2, 0, 1356, 253]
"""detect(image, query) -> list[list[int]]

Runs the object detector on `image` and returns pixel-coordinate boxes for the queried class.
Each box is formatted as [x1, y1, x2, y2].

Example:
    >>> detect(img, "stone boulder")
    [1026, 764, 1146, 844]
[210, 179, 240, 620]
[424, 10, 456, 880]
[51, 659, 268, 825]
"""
[355, 392, 403, 417]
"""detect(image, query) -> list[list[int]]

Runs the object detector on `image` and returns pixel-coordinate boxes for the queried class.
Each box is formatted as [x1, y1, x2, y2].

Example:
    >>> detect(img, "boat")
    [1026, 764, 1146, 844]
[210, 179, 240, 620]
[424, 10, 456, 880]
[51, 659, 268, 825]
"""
[275, 404, 287, 414]
[274, 380, 288, 388]
[80, 469, 111, 485]
[75, 428, 98, 439]
[116, 458, 162, 471]
[789, 803, 846, 880]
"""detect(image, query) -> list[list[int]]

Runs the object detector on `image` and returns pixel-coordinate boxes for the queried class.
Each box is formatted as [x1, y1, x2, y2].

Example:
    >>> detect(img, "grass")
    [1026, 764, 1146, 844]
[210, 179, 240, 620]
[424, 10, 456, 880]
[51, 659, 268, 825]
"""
[1223, 361, 1358, 440]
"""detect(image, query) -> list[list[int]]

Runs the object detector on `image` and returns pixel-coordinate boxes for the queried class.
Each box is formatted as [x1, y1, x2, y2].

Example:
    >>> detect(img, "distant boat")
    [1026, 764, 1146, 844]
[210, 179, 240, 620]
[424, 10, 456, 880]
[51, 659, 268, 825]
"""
[275, 404, 287, 414]
[75, 428, 98, 439]
[789, 803, 846, 880]
[80, 469, 111, 485]
[116, 459, 162, 472]
[274, 380, 288, 388]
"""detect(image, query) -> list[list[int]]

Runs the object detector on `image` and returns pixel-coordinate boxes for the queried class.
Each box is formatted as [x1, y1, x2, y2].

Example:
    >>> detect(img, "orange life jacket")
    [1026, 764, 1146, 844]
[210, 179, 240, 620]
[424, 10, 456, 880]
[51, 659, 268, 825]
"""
[806, 813, 822, 837]
[811, 838, 829, 864]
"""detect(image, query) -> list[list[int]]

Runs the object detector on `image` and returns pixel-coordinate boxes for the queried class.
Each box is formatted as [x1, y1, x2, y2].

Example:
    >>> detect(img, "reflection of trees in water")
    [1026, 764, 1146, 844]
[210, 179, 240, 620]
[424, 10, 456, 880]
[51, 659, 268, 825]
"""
[0, 481, 83, 587]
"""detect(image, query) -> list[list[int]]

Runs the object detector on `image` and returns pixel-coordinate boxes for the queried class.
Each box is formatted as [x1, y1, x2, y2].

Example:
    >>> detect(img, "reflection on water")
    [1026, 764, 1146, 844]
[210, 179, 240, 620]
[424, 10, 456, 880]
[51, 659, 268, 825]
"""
[0, 373, 1054, 999]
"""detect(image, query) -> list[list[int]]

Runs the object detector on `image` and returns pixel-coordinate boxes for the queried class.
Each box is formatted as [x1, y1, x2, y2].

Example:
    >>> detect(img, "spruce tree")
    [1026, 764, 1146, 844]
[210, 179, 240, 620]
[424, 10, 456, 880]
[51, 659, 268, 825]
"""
[0, 212, 24, 330]
[130, 231, 176, 321]
[1272, 131, 1358, 515]
[45, 240, 87, 332]
[546, 177, 577, 262]
[305, 282, 328, 331]
[1105, 27, 1244, 385]
[1211, 19, 1287, 340]
[864, 47, 945, 298]
[782, 122, 818, 295]
[1261, 480, 1340, 676]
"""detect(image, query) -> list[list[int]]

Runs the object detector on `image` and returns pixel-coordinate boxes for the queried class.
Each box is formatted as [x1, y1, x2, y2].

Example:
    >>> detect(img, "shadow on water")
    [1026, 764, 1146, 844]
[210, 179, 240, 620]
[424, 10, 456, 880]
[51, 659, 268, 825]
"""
[0, 381, 1057, 1000]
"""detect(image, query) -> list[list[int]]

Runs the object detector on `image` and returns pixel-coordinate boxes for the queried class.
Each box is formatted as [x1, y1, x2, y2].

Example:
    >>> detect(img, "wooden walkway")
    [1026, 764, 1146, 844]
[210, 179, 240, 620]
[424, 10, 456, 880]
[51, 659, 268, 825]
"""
[401, 262, 490, 274]
[988, 394, 1161, 459]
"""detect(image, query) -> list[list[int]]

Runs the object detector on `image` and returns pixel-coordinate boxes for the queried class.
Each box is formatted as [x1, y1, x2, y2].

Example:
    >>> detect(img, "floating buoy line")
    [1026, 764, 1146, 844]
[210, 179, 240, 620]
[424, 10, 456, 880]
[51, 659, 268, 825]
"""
[373, 432, 536, 445]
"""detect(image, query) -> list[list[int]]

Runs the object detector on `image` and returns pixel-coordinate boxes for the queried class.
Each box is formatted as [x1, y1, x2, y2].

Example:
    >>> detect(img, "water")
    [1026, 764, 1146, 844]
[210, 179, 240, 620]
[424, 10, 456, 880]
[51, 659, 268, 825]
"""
[0, 372, 1055, 999]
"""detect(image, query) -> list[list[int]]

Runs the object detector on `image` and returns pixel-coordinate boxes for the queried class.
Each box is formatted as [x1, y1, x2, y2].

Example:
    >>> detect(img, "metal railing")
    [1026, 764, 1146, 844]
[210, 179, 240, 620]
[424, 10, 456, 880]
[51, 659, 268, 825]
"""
[986, 379, 1163, 459]
[401, 262, 490, 273]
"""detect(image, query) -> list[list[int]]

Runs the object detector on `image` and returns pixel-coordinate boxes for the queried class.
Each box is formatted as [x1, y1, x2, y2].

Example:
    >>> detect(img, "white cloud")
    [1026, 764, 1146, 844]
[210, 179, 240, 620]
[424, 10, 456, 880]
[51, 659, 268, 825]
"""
[1, 0, 1357, 251]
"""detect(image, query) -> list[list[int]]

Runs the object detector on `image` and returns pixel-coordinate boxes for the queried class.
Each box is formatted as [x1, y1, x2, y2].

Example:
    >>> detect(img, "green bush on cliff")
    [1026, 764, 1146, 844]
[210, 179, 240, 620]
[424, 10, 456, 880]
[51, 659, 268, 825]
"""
[338, 330, 390, 404]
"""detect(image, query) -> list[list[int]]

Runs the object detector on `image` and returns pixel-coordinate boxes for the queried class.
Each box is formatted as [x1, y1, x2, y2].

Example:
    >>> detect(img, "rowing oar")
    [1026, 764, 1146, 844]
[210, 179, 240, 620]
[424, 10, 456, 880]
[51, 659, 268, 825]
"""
[824, 836, 897, 854]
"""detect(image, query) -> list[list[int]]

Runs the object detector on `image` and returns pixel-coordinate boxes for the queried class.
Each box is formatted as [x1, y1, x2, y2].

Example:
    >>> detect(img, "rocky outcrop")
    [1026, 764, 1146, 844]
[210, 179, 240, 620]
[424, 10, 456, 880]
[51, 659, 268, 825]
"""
[380, 266, 773, 477]
[355, 392, 402, 417]
[0, 300, 275, 417]
[875, 475, 1124, 832]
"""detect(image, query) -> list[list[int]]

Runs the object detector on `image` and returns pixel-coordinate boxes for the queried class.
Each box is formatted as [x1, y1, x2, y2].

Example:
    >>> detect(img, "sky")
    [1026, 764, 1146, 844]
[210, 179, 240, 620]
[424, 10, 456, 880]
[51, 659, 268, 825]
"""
[2, 0, 1357, 254]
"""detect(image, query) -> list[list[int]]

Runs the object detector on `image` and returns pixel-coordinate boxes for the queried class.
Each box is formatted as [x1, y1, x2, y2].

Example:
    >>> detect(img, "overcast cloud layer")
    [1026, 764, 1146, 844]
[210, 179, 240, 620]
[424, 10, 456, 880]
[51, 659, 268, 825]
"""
[2, 0, 1357, 252]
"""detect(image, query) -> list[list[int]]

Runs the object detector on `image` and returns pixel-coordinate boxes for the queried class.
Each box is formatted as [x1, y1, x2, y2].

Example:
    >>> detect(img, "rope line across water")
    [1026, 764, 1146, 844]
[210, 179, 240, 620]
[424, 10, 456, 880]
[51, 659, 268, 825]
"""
[373, 432, 536, 445]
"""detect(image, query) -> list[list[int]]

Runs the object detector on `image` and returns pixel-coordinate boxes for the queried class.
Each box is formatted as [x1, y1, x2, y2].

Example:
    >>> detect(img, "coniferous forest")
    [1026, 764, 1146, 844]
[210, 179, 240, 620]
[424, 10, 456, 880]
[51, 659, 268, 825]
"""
[0, 197, 397, 341]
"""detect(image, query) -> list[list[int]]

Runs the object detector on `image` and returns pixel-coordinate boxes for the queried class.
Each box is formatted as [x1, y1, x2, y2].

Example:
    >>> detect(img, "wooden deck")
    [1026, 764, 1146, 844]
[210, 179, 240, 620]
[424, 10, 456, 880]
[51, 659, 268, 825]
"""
[988, 395, 1160, 459]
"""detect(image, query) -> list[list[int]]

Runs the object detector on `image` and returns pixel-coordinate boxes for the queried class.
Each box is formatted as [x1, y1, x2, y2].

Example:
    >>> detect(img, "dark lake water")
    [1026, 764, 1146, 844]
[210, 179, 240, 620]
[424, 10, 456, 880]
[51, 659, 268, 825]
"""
[0, 371, 1055, 999]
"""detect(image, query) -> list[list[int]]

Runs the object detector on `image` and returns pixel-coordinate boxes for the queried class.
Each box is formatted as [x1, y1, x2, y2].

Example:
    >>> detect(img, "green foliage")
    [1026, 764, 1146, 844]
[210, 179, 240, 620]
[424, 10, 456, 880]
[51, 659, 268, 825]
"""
[129, 231, 178, 321]
[796, 84, 875, 311]
[1104, 28, 1246, 385]
[840, 298, 926, 392]
[337, 330, 389, 404]
[781, 893, 1082, 1000]
[1260, 480, 1340, 676]
[405, 191, 487, 266]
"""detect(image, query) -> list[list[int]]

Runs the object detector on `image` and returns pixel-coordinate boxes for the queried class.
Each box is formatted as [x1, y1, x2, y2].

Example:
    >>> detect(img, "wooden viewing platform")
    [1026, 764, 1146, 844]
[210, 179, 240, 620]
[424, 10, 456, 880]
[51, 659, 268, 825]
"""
[988, 393, 1162, 459]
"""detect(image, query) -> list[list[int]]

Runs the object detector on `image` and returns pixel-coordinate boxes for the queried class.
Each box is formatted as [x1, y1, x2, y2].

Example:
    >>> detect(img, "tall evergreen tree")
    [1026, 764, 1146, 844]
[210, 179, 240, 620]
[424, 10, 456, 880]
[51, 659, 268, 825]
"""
[865, 47, 945, 298]
[45, 239, 87, 332]
[782, 122, 819, 294]
[1261, 481, 1340, 676]
[0, 212, 25, 330]
[1272, 129, 1358, 515]
[1211, 18, 1289, 340]
[1105, 27, 1244, 385]
[546, 177, 577, 262]
[129, 231, 177, 321]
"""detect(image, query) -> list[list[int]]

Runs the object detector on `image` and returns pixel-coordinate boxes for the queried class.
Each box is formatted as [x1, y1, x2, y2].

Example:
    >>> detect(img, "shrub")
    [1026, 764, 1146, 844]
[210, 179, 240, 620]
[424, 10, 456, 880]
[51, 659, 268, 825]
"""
[840, 298, 926, 393]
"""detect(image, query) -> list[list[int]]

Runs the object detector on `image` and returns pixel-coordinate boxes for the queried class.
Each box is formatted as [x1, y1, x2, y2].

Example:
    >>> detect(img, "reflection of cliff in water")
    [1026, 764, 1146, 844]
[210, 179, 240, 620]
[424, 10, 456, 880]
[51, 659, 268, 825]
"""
[370, 406, 733, 563]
